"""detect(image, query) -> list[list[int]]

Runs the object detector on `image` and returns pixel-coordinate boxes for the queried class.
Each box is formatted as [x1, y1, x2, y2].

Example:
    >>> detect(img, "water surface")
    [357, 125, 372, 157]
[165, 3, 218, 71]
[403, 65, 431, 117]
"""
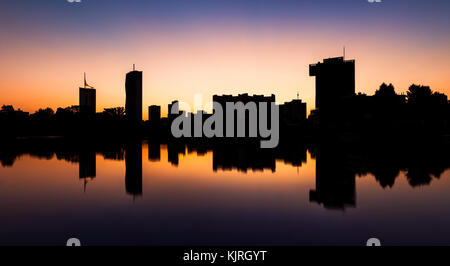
[1, 140, 449, 245]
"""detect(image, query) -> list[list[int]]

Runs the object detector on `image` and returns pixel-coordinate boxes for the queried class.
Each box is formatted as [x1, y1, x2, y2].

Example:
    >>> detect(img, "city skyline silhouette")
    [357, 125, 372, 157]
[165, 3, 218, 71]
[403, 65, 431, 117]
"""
[2, 1, 450, 118]
[1, 54, 449, 145]
[2, 0, 450, 248]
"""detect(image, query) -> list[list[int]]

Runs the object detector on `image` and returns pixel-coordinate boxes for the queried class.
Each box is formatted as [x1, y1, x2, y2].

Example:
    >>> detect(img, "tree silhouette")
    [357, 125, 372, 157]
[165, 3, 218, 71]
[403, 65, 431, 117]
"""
[407, 84, 432, 104]
[32, 108, 55, 120]
[375, 83, 396, 97]
[56, 106, 79, 120]
[431, 91, 448, 105]
[1, 105, 15, 113]
[103, 107, 125, 120]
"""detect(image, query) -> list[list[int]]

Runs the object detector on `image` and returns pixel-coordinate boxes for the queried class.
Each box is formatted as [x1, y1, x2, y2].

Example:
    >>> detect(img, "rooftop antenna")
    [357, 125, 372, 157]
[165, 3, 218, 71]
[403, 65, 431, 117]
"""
[297, 91, 299, 100]
[83, 72, 94, 89]
[343, 46, 346, 60]
[133, 64, 135, 71]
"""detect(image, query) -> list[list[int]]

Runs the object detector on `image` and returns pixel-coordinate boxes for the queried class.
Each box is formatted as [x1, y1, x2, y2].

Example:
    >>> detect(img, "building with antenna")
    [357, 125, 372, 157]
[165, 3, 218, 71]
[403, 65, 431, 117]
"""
[280, 99, 307, 125]
[79, 73, 96, 116]
[309, 57, 355, 111]
[125, 65, 143, 121]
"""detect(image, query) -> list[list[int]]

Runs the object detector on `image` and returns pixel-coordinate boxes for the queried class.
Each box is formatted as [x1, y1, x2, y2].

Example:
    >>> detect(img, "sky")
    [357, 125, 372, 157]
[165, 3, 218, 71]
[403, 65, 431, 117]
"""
[1, 0, 449, 118]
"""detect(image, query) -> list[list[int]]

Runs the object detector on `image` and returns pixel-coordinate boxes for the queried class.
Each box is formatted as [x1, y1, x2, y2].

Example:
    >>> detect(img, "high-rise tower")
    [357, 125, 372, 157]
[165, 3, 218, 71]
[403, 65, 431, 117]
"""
[125, 65, 143, 121]
[79, 73, 96, 116]
[309, 57, 355, 111]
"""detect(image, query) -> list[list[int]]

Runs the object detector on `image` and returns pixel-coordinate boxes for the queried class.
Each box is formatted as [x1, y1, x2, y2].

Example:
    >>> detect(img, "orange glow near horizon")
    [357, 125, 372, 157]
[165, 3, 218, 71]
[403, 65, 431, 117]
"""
[1, 25, 449, 120]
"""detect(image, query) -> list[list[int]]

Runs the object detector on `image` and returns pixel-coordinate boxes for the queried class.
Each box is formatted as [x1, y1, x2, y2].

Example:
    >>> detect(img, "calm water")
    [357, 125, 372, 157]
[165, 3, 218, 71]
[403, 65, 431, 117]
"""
[1, 140, 450, 245]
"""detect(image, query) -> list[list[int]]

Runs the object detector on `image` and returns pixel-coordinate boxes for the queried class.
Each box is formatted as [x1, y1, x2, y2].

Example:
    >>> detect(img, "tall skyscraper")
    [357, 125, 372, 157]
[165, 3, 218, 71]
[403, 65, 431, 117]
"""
[79, 73, 96, 116]
[309, 57, 355, 111]
[125, 65, 143, 121]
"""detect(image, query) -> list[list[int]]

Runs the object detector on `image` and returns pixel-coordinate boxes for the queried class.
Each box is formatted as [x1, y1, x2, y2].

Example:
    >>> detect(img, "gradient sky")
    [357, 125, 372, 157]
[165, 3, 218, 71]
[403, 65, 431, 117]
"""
[1, 0, 449, 118]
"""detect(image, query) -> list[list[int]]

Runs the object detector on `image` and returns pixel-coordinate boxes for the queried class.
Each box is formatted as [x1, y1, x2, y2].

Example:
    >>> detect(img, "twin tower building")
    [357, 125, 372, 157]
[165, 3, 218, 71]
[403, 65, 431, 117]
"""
[79, 66, 143, 121]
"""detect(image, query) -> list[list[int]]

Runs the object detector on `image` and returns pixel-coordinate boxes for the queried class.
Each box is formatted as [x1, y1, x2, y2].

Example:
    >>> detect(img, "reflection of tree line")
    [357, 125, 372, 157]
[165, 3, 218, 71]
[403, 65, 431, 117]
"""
[1, 139, 449, 208]
[351, 144, 450, 188]
[309, 141, 450, 209]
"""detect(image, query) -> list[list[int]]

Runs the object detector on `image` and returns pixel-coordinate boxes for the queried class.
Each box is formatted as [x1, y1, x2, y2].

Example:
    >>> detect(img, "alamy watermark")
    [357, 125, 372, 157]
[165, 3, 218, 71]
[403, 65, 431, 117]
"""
[170, 94, 279, 149]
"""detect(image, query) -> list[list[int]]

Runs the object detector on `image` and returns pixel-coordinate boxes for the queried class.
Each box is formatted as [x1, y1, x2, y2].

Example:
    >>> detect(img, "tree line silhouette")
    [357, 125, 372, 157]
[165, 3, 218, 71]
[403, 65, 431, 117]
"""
[307, 83, 449, 139]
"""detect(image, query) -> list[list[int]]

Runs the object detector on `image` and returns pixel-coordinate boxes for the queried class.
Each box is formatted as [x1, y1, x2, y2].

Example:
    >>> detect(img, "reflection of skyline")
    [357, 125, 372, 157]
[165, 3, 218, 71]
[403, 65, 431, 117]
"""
[211, 143, 308, 173]
[1, 140, 449, 208]
[167, 143, 185, 166]
[3, 141, 450, 246]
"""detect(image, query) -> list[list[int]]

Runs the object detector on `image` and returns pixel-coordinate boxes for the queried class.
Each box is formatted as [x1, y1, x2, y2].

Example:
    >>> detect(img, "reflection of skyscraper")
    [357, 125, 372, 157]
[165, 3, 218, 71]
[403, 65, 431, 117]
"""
[309, 147, 355, 210]
[125, 66, 143, 121]
[79, 73, 96, 115]
[148, 143, 161, 162]
[79, 151, 96, 192]
[125, 141, 142, 196]
[309, 57, 355, 111]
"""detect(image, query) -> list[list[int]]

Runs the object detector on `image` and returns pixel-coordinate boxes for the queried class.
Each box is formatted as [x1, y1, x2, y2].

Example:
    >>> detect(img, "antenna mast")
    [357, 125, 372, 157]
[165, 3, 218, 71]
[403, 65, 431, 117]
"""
[83, 73, 94, 89]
